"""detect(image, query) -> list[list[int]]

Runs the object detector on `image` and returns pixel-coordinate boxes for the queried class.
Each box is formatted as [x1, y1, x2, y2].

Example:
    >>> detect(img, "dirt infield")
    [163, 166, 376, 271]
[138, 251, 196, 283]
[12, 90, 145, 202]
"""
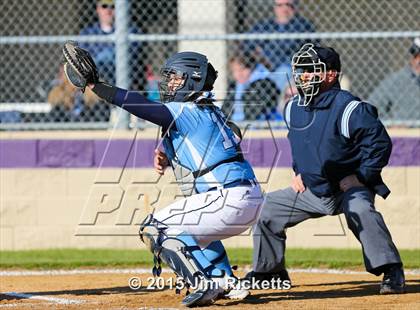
[1, 270, 419, 309]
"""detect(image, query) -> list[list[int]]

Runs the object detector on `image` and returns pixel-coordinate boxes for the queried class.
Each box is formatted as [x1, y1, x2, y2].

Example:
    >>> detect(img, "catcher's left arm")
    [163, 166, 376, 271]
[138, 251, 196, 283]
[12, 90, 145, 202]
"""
[61, 41, 174, 130]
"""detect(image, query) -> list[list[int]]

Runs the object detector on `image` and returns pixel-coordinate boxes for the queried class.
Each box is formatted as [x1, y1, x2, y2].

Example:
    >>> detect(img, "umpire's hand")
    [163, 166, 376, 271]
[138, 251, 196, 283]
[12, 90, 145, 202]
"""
[339, 174, 364, 192]
[154, 148, 169, 175]
[291, 174, 306, 193]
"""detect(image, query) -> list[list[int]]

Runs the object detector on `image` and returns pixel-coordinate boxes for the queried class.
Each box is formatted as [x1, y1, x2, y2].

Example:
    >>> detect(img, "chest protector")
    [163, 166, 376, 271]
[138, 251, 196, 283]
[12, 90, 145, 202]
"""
[162, 121, 243, 197]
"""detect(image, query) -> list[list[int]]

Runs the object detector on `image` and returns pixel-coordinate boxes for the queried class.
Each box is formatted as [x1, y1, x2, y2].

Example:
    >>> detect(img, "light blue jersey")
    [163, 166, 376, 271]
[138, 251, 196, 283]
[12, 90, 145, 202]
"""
[163, 101, 256, 193]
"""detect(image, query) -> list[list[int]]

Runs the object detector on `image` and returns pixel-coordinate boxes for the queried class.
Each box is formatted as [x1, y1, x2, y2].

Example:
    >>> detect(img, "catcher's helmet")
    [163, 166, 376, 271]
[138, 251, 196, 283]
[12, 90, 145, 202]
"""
[159, 51, 218, 103]
[292, 43, 341, 106]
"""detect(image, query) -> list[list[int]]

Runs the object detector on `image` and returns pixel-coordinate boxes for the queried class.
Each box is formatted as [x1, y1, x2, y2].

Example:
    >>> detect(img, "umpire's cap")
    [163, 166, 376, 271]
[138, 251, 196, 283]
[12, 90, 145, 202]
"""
[313, 45, 341, 72]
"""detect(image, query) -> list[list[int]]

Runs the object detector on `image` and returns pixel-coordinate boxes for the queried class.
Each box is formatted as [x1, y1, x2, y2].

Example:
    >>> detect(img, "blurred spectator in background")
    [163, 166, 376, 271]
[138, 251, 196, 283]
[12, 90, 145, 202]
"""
[0, 111, 21, 124]
[246, 0, 316, 88]
[339, 73, 351, 92]
[277, 83, 297, 116]
[269, 63, 293, 93]
[79, 0, 145, 89]
[47, 65, 110, 122]
[222, 51, 281, 121]
[368, 38, 420, 124]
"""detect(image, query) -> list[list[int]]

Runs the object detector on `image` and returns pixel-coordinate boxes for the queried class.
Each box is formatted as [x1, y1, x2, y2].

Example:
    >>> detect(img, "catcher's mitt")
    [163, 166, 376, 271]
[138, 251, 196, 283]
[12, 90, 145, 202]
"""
[62, 41, 99, 92]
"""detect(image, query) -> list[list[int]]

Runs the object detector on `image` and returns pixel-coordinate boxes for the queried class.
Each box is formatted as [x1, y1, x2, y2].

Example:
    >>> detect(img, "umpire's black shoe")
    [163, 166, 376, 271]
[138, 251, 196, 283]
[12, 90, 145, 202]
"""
[379, 265, 405, 294]
[243, 270, 291, 286]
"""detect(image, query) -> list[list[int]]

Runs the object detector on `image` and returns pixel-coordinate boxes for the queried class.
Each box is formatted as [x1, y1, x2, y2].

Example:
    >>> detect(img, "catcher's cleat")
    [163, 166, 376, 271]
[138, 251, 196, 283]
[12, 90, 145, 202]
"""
[217, 275, 250, 300]
[182, 286, 224, 307]
[222, 287, 250, 300]
[379, 265, 405, 294]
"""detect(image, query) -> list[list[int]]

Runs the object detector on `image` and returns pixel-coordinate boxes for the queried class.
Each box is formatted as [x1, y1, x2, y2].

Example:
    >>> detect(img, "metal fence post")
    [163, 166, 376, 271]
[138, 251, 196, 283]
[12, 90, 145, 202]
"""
[113, 0, 130, 129]
[0, 1, 419, 129]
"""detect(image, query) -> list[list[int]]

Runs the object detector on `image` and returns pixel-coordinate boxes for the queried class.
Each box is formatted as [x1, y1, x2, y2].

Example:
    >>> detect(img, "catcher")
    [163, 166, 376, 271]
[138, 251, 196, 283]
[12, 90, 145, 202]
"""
[62, 42, 263, 307]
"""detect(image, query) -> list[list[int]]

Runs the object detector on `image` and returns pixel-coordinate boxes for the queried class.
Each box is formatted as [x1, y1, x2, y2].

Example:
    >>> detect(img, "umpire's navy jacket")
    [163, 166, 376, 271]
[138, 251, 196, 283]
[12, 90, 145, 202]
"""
[284, 83, 392, 198]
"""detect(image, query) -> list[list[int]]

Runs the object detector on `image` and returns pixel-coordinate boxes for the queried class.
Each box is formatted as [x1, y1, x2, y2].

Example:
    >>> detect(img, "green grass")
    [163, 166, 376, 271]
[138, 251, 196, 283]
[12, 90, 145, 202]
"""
[0, 249, 154, 270]
[227, 248, 420, 269]
[0, 248, 419, 270]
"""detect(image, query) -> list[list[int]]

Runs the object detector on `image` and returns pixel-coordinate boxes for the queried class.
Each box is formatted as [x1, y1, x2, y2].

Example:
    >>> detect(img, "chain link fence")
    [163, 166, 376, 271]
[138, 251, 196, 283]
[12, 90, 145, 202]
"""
[1, 0, 419, 130]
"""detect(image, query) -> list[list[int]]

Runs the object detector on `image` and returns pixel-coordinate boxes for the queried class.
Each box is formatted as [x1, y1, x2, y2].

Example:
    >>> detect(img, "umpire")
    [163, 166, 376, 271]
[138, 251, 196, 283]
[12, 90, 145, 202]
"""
[246, 43, 405, 294]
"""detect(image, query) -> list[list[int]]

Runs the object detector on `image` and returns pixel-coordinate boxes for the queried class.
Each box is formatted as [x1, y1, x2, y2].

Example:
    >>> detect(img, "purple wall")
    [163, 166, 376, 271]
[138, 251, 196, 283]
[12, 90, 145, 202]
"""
[1, 137, 419, 168]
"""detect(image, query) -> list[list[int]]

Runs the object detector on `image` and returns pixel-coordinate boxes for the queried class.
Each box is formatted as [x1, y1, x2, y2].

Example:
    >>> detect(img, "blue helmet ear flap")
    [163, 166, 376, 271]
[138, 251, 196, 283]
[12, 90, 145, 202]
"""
[203, 62, 218, 92]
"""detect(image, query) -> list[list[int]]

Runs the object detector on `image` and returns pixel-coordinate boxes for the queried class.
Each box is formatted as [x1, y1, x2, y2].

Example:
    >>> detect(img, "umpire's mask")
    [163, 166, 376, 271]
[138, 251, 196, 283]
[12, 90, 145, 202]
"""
[292, 43, 341, 106]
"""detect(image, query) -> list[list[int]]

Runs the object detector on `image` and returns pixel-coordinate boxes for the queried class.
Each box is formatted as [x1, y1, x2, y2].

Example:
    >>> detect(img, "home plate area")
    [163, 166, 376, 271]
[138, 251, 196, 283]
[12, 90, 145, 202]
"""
[1, 269, 419, 309]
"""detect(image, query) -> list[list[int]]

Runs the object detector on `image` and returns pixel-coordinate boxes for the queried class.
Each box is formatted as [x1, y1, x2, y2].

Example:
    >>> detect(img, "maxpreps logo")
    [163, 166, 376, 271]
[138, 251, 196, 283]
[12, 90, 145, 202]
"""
[75, 129, 171, 236]
[75, 108, 284, 236]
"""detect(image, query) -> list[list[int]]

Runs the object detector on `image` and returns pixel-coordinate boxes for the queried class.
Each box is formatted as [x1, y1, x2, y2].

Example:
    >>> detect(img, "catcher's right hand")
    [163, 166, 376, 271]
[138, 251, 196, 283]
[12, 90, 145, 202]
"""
[154, 148, 169, 175]
[62, 41, 99, 92]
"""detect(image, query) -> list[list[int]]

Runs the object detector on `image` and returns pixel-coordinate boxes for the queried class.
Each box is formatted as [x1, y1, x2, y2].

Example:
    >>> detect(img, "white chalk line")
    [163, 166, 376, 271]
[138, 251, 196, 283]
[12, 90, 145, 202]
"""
[0, 268, 154, 277]
[0, 303, 41, 308]
[1, 267, 420, 277]
[1, 292, 84, 305]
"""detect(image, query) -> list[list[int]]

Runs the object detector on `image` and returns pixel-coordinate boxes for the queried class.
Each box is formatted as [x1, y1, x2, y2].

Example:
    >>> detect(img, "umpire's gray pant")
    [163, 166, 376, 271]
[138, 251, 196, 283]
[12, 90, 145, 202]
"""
[252, 186, 402, 275]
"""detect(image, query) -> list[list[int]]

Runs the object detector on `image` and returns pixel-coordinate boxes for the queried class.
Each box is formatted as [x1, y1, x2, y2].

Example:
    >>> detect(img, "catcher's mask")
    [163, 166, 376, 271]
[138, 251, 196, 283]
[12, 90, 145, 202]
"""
[292, 43, 341, 106]
[159, 52, 218, 103]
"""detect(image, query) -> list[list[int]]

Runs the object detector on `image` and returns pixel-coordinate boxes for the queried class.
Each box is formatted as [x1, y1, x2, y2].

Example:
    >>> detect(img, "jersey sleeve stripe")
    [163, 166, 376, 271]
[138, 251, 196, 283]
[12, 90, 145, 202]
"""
[284, 99, 293, 127]
[341, 100, 361, 138]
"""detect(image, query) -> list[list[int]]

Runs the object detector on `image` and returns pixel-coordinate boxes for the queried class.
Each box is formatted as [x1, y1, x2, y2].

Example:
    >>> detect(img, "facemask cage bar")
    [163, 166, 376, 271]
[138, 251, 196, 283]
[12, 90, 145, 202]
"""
[159, 68, 187, 103]
[292, 44, 327, 106]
